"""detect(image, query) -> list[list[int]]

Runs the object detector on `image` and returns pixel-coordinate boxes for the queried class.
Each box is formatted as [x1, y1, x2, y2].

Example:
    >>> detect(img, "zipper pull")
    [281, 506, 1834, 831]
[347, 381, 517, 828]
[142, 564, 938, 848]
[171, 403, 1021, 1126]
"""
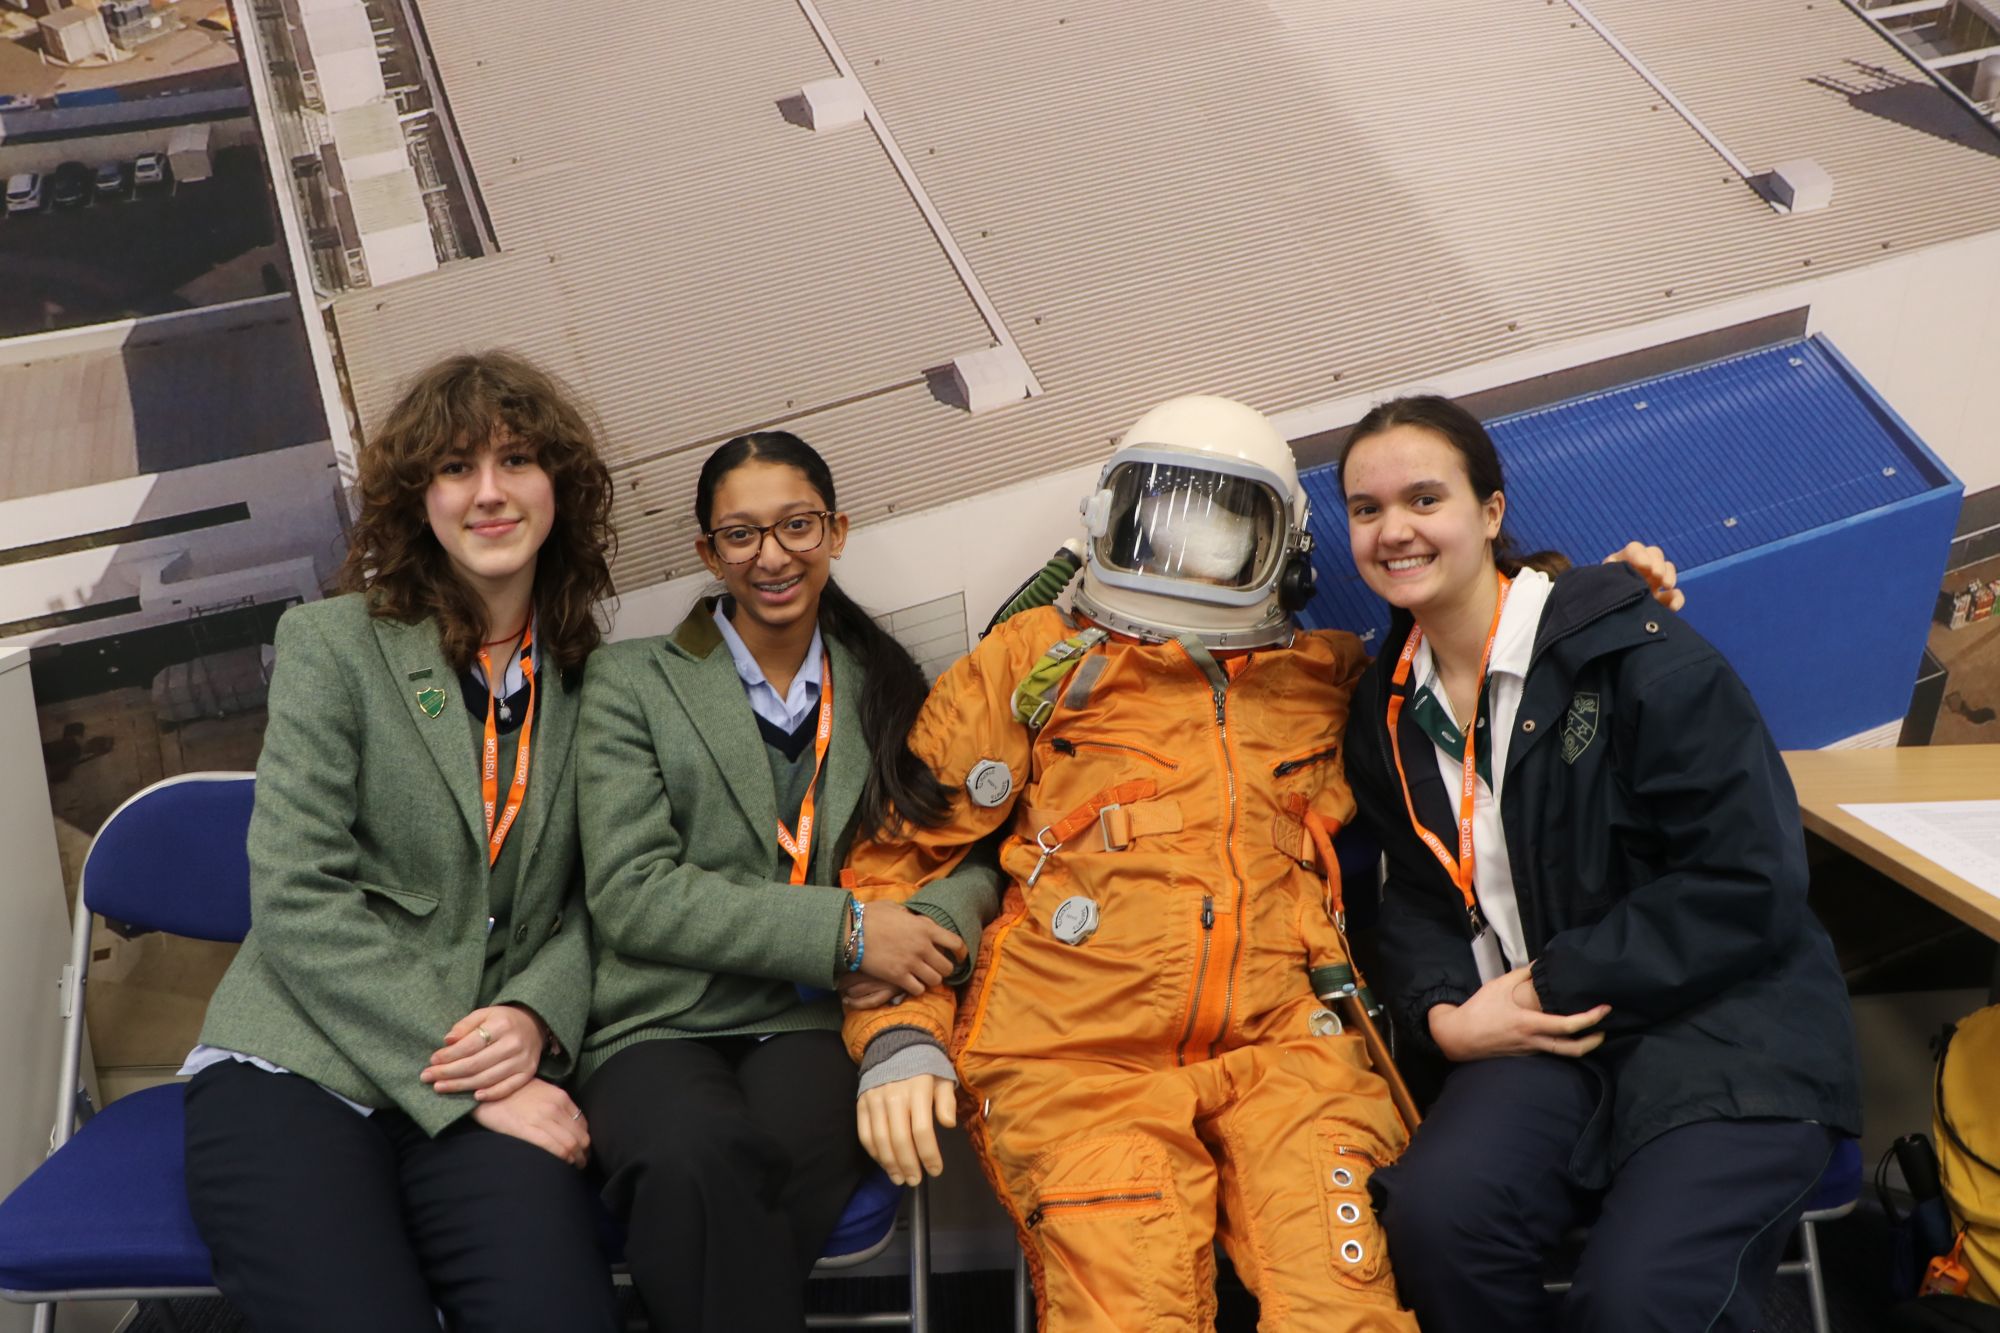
[1050, 737, 1076, 754]
[1214, 690, 1226, 726]
[1201, 896, 1215, 929]
[1026, 1206, 1045, 1228]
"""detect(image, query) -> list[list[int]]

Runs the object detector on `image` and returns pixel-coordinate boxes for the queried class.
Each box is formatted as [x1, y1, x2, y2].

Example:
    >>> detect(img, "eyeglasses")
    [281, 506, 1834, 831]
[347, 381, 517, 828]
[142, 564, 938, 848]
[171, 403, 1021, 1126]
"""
[703, 511, 836, 564]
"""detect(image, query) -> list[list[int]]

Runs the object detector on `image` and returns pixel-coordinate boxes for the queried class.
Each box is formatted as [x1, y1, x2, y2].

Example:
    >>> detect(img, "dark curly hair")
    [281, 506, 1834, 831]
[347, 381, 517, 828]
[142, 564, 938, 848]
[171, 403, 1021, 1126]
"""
[337, 351, 616, 673]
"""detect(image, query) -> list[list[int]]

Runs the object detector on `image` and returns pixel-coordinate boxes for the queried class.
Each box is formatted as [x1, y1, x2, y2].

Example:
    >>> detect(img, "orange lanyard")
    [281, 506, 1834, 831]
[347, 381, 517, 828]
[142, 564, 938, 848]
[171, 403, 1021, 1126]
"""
[476, 623, 536, 868]
[1383, 573, 1511, 927]
[774, 652, 834, 886]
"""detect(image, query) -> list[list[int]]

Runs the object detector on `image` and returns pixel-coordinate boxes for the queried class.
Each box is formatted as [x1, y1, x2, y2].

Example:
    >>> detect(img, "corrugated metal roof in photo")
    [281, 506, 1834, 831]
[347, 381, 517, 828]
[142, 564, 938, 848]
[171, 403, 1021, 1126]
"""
[1296, 334, 1948, 644]
[330, 0, 993, 582]
[338, 0, 2000, 592]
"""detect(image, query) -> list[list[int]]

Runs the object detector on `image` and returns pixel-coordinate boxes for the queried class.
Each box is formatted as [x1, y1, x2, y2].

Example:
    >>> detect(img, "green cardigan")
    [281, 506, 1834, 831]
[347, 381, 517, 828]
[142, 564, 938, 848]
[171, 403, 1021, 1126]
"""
[577, 600, 998, 1079]
[197, 595, 593, 1135]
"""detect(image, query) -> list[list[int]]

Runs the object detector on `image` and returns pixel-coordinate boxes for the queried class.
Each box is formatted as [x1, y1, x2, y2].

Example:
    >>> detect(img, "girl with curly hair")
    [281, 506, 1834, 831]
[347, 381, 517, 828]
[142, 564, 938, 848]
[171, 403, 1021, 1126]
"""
[182, 351, 622, 1332]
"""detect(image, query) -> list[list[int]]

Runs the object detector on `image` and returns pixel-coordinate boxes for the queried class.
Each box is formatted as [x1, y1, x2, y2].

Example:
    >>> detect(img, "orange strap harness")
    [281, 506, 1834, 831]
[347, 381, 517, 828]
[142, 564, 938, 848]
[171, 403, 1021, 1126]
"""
[1383, 572, 1512, 932]
[476, 623, 537, 868]
[774, 652, 835, 885]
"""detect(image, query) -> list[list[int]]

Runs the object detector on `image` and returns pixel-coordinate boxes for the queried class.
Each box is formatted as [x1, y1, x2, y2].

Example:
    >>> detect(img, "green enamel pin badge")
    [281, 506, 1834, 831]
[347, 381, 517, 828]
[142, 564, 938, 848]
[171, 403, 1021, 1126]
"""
[416, 687, 447, 719]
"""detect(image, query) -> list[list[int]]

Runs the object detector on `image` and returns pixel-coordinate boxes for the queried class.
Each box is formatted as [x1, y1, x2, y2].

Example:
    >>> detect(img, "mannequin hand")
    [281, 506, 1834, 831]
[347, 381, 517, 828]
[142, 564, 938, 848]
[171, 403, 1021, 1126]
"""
[857, 1074, 956, 1185]
[857, 903, 965, 997]
[1602, 542, 1685, 612]
[424, 1003, 547, 1100]
[471, 1078, 589, 1168]
[1428, 966, 1610, 1061]
[838, 974, 904, 1010]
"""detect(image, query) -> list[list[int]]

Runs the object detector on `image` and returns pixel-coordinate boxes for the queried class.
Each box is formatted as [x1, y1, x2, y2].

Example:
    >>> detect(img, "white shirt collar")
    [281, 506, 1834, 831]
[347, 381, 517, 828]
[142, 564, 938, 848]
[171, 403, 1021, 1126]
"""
[1411, 567, 1555, 719]
[712, 601, 825, 733]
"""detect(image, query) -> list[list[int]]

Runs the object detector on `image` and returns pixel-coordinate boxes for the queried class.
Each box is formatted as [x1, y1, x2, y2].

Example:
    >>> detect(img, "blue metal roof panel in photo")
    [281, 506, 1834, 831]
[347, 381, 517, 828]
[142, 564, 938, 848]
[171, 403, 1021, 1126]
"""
[1297, 335, 1945, 645]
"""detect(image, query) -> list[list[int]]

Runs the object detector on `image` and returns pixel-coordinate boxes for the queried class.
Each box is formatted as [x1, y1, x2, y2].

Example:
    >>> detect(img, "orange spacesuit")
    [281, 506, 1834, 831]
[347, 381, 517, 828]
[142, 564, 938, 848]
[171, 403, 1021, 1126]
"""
[845, 397, 1418, 1333]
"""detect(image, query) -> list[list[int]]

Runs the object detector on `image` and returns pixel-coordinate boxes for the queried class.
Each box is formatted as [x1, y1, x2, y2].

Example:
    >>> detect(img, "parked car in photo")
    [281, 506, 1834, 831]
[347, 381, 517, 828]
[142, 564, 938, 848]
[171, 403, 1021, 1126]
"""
[94, 161, 128, 198]
[133, 151, 172, 193]
[4, 172, 40, 213]
[48, 161, 92, 209]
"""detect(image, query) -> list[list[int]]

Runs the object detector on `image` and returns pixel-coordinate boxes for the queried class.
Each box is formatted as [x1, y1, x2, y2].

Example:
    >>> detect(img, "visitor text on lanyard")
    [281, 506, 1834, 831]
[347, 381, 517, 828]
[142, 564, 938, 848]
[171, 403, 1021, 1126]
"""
[1384, 572, 1511, 940]
[775, 652, 834, 886]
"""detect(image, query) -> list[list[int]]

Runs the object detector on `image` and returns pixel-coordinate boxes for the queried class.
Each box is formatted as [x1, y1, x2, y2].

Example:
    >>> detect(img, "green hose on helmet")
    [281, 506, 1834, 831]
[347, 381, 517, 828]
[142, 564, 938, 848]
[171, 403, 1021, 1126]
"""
[982, 540, 1085, 638]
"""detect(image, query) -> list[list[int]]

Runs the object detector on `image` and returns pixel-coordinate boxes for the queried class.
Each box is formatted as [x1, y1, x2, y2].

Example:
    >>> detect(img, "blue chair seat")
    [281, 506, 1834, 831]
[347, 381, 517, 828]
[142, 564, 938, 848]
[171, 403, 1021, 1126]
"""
[821, 1167, 904, 1264]
[1801, 1136, 1862, 1218]
[0, 1085, 213, 1298]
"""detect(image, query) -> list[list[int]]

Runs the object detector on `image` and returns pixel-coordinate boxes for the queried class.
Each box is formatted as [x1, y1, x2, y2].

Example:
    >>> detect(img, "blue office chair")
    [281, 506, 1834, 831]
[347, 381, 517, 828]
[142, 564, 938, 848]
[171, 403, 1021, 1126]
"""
[0, 772, 932, 1331]
[0, 772, 256, 1333]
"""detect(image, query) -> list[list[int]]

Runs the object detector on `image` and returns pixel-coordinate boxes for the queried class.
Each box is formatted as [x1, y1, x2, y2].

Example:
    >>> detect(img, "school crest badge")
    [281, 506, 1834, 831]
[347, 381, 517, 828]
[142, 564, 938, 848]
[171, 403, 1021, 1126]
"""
[1561, 692, 1599, 764]
[416, 687, 447, 719]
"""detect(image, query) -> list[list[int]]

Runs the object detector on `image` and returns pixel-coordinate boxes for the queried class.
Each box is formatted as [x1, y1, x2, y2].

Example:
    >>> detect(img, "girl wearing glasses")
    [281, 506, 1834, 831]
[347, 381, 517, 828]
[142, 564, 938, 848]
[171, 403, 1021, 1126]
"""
[574, 430, 998, 1329]
[182, 353, 620, 1331]
[1336, 396, 1860, 1332]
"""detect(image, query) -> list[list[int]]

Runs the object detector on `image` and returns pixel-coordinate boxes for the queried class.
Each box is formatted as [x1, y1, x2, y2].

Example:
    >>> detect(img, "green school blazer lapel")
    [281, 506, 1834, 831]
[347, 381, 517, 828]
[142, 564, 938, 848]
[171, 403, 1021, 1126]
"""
[814, 635, 867, 878]
[372, 615, 484, 849]
[510, 651, 577, 868]
[663, 609, 780, 840]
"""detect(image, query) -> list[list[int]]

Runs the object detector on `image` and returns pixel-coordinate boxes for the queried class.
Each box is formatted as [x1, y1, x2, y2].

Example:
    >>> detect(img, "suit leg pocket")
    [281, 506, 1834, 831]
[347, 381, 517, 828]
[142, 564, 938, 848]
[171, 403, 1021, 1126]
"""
[1023, 1133, 1199, 1331]
[1312, 1126, 1398, 1302]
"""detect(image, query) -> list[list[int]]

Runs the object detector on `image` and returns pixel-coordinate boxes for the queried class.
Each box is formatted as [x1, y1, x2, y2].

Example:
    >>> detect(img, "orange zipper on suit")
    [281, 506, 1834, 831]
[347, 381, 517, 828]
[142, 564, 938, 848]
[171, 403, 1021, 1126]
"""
[1174, 648, 1245, 1065]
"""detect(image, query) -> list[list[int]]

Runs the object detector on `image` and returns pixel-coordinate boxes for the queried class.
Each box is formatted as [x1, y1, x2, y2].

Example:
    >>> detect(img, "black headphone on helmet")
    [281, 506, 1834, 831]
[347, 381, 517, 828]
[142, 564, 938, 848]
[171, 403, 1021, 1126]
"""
[1278, 530, 1317, 612]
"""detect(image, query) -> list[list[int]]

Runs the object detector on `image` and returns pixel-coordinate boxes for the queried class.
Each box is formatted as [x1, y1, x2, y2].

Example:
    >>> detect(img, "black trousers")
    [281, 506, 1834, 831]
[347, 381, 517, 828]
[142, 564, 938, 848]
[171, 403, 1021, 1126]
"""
[579, 1030, 872, 1333]
[1374, 1054, 1836, 1333]
[183, 1059, 618, 1333]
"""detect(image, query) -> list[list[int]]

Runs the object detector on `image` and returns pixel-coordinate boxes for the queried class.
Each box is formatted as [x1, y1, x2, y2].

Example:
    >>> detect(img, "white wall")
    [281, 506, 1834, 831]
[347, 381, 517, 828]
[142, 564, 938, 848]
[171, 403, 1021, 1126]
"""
[0, 650, 74, 1333]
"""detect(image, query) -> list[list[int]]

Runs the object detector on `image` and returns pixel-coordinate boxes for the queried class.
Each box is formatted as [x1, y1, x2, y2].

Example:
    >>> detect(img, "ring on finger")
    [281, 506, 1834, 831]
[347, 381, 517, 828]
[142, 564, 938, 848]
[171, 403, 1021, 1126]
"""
[476, 1025, 494, 1046]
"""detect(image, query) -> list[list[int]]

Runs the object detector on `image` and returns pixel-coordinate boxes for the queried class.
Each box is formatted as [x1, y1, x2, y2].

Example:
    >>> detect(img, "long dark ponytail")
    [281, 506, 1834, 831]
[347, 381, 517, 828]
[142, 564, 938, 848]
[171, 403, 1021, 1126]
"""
[1338, 395, 1570, 578]
[696, 431, 953, 837]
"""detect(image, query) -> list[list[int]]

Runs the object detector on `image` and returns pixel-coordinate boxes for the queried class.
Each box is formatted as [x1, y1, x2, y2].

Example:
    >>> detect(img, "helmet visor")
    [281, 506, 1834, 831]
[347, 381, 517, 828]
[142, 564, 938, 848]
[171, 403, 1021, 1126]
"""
[1094, 460, 1286, 592]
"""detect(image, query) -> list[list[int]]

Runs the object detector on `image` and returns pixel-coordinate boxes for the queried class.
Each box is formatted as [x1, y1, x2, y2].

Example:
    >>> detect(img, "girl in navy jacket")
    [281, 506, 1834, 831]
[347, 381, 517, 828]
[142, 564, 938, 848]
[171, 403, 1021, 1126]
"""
[1338, 395, 1861, 1333]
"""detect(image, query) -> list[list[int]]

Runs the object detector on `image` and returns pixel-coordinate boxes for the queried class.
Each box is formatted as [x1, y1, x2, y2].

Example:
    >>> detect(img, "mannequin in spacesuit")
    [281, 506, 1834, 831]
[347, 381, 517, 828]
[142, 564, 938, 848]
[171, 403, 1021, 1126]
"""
[840, 395, 1421, 1333]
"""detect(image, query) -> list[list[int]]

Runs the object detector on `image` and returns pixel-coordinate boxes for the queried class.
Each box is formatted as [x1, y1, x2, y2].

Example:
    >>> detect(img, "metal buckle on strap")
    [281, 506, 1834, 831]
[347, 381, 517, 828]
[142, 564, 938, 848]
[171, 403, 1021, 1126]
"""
[1023, 695, 1056, 730]
[1097, 803, 1130, 852]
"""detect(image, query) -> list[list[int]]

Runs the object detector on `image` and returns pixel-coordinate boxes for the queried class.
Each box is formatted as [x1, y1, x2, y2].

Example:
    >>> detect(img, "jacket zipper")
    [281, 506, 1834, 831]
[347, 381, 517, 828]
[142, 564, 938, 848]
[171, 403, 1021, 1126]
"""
[1026, 1190, 1165, 1227]
[1274, 744, 1340, 777]
[1177, 896, 1216, 1061]
[1211, 686, 1245, 1058]
[1048, 736, 1181, 769]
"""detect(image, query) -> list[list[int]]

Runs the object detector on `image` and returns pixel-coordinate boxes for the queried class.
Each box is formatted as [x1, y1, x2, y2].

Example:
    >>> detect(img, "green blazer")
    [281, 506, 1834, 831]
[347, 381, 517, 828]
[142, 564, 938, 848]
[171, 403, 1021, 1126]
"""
[197, 594, 592, 1135]
[577, 600, 998, 1080]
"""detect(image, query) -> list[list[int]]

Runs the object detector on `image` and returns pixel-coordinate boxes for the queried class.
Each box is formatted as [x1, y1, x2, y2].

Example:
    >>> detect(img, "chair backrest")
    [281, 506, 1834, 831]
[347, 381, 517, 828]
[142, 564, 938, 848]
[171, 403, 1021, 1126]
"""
[79, 772, 256, 943]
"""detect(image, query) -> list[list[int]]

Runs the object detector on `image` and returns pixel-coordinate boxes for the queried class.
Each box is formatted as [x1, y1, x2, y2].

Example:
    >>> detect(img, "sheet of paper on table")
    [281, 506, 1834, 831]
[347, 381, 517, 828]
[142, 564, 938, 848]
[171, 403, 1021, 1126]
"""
[1838, 801, 2000, 900]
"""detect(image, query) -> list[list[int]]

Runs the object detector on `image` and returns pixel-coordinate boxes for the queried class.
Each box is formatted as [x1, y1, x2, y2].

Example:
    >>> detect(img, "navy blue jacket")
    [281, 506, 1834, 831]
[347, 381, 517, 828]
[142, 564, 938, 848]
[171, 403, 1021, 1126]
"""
[1345, 564, 1861, 1181]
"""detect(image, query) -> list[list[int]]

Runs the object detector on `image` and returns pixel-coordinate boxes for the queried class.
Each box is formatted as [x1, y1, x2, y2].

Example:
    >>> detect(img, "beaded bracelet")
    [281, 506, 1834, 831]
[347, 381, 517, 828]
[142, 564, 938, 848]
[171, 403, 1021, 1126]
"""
[844, 900, 867, 973]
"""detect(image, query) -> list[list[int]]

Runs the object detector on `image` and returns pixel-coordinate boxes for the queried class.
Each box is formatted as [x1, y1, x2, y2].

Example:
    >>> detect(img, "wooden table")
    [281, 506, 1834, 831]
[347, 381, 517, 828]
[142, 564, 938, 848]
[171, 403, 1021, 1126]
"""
[1783, 745, 2000, 942]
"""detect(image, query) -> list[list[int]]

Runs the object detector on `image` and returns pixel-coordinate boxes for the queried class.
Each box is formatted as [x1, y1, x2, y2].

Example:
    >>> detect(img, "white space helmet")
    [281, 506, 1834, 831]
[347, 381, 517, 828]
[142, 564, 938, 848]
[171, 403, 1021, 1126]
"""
[1073, 395, 1315, 650]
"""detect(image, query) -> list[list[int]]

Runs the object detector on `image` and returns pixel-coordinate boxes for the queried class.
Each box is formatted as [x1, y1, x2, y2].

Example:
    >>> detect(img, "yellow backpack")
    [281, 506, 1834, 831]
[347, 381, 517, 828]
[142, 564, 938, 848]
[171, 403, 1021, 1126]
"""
[1936, 1004, 2000, 1304]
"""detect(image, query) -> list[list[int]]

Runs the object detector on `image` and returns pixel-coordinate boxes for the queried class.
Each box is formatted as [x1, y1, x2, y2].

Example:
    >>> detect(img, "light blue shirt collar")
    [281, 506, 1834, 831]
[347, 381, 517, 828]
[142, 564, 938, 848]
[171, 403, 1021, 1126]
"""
[712, 602, 825, 733]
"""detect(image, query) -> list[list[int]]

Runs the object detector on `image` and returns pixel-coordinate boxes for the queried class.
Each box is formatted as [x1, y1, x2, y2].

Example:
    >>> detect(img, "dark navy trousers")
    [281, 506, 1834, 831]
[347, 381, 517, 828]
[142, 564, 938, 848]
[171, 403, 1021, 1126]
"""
[1373, 1054, 1836, 1333]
